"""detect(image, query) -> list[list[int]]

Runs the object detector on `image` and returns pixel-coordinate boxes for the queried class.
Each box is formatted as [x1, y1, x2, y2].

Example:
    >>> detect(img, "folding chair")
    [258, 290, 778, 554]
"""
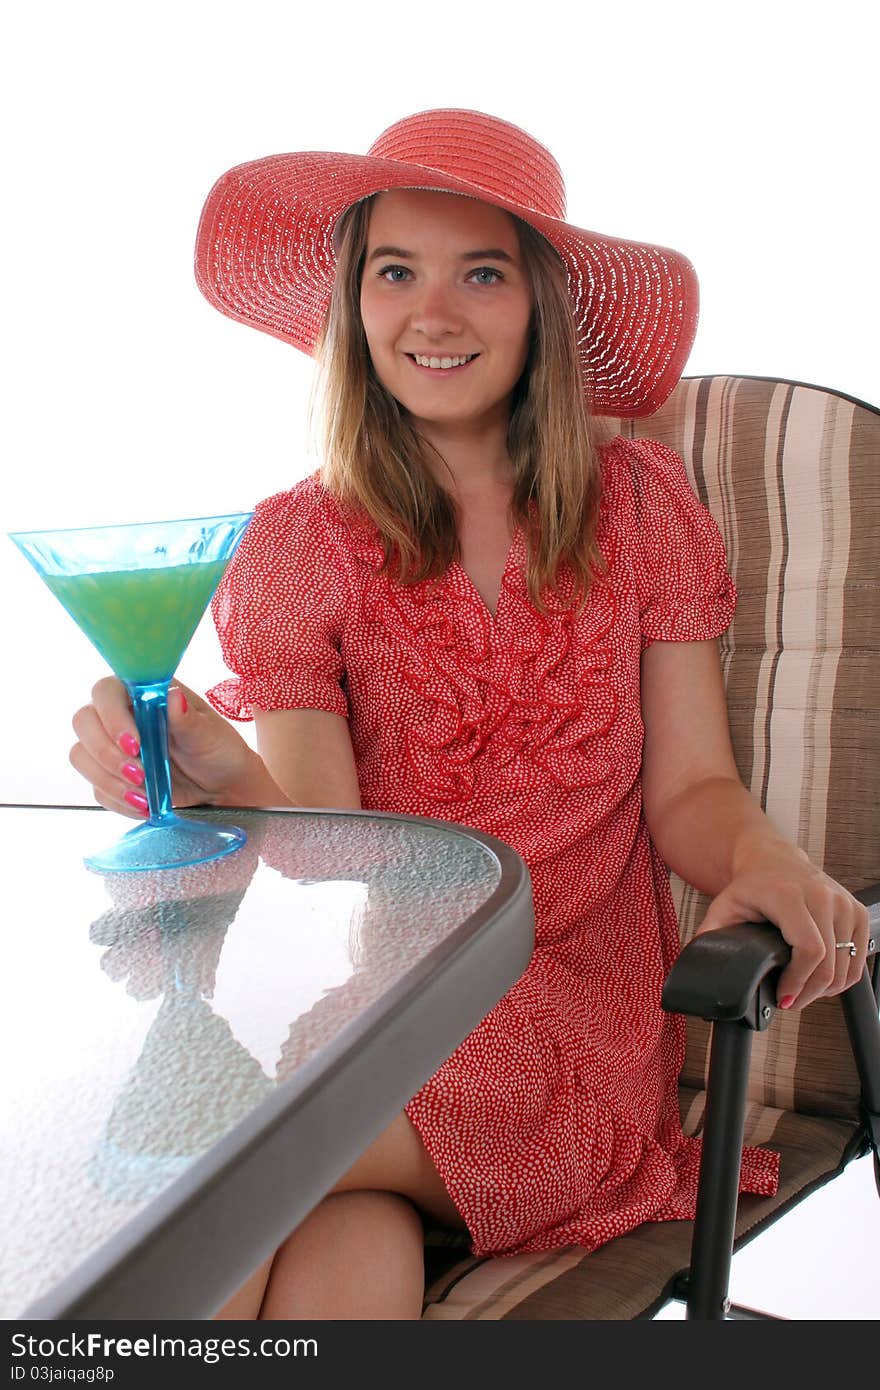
[420, 375, 880, 1320]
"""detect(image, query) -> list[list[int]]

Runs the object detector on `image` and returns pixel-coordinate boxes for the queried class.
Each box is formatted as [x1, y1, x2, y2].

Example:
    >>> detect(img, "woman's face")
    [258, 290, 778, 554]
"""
[359, 189, 534, 433]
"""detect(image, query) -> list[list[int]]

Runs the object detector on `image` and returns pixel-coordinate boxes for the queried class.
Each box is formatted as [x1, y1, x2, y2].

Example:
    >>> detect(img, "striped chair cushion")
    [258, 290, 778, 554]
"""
[422, 1091, 862, 1320]
[614, 376, 880, 1119]
[419, 376, 879, 1320]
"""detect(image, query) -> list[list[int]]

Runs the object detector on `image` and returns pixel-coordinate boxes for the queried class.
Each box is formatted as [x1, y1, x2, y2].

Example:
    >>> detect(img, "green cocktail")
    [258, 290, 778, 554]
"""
[44, 560, 229, 685]
[9, 513, 253, 873]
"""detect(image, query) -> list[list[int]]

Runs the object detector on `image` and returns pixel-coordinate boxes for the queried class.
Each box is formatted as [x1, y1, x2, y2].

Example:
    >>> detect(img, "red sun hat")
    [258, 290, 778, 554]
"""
[194, 108, 699, 418]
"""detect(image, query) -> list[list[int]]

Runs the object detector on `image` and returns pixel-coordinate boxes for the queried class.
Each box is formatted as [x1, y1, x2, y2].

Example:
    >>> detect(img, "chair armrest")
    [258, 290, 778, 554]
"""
[661, 883, 880, 1027]
[661, 923, 790, 1027]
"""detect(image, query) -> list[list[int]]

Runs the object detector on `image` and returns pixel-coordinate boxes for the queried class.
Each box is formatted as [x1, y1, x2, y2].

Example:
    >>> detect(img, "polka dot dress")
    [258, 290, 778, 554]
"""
[208, 435, 780, 1259]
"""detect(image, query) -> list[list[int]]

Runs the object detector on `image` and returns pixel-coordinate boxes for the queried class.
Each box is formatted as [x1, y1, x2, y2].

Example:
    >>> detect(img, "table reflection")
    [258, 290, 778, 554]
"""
[86, 827, 270, 1202]
[81, 811, 502, 1203]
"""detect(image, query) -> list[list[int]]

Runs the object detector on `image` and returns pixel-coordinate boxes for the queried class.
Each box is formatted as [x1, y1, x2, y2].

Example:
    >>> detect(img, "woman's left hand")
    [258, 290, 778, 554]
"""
[696, 842, 873, 1010]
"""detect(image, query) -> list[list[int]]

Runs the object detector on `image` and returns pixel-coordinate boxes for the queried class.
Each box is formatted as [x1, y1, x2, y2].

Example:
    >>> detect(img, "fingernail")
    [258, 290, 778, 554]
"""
[124, 789, 149, 814]
[121, 761, 145, 787]
[778, 995, 795, 1010]
[169, 686, 188, 715]
[119, 732, 140, 757]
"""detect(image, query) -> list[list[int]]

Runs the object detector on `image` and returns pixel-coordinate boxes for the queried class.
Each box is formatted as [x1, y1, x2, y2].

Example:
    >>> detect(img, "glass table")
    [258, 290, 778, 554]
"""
[0, 804, 533, 1320]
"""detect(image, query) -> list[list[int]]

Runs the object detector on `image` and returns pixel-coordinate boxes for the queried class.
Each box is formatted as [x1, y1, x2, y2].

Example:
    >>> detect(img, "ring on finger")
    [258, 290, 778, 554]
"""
[835, 940, 857, 957]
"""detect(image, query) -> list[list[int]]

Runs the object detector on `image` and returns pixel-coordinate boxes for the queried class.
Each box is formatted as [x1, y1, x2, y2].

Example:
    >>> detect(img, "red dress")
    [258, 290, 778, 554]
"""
[208, 435, 780, 1259]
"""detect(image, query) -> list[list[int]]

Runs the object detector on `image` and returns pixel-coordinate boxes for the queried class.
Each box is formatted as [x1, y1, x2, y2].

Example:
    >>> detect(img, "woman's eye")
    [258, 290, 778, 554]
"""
[378, 265, 411, 283]
[469, 267, 503, 285]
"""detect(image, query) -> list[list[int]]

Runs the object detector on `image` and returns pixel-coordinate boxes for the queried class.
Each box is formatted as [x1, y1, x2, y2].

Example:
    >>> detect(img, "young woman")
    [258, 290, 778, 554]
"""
[70, 110, 871, 1319]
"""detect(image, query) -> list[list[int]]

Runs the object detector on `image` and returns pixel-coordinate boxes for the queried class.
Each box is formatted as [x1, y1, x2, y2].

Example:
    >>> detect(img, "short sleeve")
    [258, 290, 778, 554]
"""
[606, 436, 737, 650]
[206, 480, 349, 722]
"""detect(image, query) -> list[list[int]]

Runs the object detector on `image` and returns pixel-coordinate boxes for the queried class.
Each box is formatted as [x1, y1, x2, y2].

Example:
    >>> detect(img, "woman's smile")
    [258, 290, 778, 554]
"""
[406, 352, 480, 373]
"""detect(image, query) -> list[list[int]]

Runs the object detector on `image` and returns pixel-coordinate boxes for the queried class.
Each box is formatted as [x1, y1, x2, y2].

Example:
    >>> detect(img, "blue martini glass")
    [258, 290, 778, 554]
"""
[10, 512, 252, 873]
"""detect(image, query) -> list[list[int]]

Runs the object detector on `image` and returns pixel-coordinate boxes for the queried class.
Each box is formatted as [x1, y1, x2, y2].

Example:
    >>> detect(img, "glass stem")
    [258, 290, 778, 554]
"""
[126, 680, 174, 824]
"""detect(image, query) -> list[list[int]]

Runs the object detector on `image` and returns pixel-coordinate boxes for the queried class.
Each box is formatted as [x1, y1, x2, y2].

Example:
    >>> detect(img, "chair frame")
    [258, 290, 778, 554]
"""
[660, 877, 880, 1321]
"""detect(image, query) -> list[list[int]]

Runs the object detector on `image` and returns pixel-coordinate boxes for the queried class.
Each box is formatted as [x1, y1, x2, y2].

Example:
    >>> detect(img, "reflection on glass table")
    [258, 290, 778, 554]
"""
[0, 804, 533, 1319]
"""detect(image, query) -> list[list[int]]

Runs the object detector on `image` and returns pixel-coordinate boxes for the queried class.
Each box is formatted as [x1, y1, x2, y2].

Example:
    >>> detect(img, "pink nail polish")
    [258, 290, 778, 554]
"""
[119, 732, 140, 758]
[121, 761, 145, 787]
[778, 995, 795, 1010]
[124, 789, 149, 814]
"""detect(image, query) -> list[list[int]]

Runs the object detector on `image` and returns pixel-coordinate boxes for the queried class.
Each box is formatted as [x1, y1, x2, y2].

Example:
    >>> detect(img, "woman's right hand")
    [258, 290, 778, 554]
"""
[70, 677, 274, 818]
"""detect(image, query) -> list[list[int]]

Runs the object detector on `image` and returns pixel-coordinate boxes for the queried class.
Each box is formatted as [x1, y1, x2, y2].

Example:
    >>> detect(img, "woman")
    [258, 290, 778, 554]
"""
[70, 110, 871, 1319]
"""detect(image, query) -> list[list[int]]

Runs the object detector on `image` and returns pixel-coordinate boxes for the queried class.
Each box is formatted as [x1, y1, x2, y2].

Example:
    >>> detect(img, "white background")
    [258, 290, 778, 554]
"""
[1, 0, 877, 1317]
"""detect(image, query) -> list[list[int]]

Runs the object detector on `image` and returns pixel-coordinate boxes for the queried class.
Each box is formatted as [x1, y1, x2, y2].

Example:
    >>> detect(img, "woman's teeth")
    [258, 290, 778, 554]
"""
[412, 354, 477, 369]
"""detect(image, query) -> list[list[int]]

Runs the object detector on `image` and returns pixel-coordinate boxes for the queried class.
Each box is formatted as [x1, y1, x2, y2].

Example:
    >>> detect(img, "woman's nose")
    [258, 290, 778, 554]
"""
[409, 282, 463, 339]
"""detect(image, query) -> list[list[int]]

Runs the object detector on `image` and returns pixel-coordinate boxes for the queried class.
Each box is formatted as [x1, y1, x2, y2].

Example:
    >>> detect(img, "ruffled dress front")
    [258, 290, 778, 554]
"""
[208, 435, 780, 1258]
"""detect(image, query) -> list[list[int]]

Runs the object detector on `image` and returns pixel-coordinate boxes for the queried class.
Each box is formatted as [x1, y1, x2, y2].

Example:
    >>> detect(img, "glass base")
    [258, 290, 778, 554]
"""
[84, 813, 247, 874]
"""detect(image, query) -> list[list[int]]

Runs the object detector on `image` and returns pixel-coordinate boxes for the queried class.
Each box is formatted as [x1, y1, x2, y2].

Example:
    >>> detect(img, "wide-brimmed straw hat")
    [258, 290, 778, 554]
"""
[195, 108, 698, 417]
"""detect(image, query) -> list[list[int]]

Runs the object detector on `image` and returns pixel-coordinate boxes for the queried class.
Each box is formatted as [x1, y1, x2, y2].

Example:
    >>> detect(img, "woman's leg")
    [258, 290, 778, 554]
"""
[215, 1111, 466, 1320]
[328, 1111, 465, 1228]
[258, 1190, 426, 1320]
[214, 1257, 274, 1320]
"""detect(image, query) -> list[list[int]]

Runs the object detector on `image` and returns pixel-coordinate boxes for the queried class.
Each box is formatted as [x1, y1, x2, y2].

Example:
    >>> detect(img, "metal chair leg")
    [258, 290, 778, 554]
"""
[841, 968, 880, 1112]
[841, 966, 880, 1197]
[685, 1019, 753, 1320]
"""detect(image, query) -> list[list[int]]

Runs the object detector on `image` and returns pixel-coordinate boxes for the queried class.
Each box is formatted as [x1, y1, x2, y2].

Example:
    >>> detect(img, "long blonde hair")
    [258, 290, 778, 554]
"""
[312, 194, 607, 613]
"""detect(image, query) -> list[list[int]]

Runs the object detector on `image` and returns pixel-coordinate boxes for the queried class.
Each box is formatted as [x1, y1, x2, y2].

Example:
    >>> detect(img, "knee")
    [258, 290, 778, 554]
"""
[326, 1188, 421, 1225]
[278, 1190, 425, 1267]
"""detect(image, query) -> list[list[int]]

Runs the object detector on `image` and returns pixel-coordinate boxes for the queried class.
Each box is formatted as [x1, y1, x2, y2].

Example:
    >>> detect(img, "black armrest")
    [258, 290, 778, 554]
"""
[661, 922, 790, 1026]
[662, 883, 880, 1028]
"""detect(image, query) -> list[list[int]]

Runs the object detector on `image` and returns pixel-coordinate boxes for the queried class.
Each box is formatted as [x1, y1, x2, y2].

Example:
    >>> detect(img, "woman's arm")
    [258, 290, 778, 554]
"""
[70, 680, 361, 814]
[640, 638, 871, 1009]
[640, 637, 770, 894]
[253, 707, 362, 810]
